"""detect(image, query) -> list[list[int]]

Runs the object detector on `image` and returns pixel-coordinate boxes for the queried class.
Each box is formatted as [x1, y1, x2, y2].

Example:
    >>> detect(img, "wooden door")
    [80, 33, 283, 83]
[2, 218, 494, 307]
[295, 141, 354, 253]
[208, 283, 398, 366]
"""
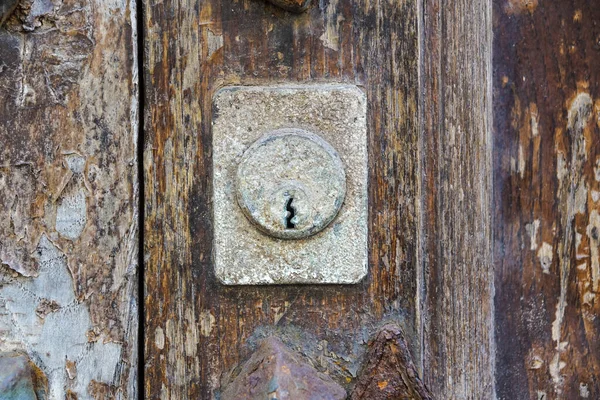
[0, 0, 598, 399]
[142, 0, 493, 398]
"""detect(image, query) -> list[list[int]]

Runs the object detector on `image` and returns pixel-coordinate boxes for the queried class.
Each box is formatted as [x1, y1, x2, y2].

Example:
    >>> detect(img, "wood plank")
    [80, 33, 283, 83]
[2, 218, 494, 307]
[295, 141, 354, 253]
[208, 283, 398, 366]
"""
[0, 0, 139, 398]
[421, 0, 496, 397]
[494, 0, 600, 398]
[142, 0, 420, 397]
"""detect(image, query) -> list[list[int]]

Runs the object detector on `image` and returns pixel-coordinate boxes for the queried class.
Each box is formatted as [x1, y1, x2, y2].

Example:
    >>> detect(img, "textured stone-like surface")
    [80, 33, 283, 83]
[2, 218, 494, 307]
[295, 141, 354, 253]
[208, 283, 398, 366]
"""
[213, 85, 368, 285]
[221, 337, 346, 400]
[236, 128, 346, 240]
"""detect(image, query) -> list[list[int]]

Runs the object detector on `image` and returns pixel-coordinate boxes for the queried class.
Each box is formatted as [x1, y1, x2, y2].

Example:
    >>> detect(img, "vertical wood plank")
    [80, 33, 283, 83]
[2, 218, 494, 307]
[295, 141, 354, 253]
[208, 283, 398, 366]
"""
[0, 0, 139, 398]
[494, 1, 600, 398]
[143, 0, 420, 397]
[421, 0, 496, 398]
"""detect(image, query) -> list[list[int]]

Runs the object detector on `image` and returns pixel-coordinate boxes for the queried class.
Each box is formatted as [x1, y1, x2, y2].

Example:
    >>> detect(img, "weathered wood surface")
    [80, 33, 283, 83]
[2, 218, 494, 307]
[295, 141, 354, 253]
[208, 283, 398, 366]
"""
[143, 0, 420, 398]
[0, 0, 139, 398]
[494, 0, 600, 398]
[421, 0, 495, 398]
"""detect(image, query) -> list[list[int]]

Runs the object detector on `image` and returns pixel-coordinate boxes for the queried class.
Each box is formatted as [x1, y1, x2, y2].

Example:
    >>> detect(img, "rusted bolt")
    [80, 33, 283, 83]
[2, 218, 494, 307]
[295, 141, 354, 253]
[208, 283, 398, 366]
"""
[236, 128, 346, 240]
[221, 337, 346, 400]
[266, 0, 311, 13]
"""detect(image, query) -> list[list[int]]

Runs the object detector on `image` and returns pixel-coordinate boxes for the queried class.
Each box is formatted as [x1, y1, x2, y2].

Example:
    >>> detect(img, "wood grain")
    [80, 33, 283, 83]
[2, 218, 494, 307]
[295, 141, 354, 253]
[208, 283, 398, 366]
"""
[494, 0, 600, 398]
[421, 0, 496, 398]
[0, 0, 138, 398]
[142, 0, 420, 397]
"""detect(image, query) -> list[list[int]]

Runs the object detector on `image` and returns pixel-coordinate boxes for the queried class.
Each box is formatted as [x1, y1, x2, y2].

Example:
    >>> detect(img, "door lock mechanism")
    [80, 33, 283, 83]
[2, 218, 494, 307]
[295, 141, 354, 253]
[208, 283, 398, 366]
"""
[212, 85, 368, 285]
[236, 128, 346, 240]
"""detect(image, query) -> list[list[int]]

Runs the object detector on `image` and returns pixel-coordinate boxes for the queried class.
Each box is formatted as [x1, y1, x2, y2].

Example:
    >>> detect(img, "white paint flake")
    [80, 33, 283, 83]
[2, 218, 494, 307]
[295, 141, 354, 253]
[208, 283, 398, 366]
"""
[526, 219, 541, 250]
[56, 156, 88, 240]
[518, 144, 525, 178]
[537, 242, 553, 274]
[207, 29, 223, 58]
[586, 210, 600, 292]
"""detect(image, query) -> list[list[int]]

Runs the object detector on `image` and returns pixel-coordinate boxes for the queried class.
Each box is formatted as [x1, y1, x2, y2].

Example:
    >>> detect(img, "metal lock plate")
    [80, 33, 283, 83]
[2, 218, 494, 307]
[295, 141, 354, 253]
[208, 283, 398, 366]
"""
[212, 85, 368, 285]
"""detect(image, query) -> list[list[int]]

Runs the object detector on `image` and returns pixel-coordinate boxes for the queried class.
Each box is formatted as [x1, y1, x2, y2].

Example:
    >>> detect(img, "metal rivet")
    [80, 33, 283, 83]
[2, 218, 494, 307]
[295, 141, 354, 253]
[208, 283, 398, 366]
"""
[221, 337, 346, 400]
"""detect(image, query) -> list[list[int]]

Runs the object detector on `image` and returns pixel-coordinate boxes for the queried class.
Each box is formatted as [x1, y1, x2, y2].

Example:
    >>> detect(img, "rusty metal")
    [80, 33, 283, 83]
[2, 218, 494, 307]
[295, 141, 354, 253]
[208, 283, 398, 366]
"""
[351, 324, 433, 400]
[221, 337, 346, 400]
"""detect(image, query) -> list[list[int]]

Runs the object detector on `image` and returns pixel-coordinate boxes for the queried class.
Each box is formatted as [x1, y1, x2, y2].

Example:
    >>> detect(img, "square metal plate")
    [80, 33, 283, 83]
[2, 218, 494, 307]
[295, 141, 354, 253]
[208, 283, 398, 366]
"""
[212, 84, 368, 285]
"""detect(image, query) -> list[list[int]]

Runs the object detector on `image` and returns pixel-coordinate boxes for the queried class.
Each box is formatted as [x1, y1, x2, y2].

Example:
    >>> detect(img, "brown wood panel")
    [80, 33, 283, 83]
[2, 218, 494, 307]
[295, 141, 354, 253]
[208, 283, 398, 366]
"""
[421, 0, 496, 398]
[0, 0, 139, 398]
[142, 0, 420, 397]
[494, 0, 600, 398]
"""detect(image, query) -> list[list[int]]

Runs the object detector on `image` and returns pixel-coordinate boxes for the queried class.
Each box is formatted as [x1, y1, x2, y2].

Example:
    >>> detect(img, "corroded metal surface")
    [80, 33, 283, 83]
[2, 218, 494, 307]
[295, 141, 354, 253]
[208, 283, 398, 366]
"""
[221, 337, 346, 400]
[212, 85, 368, 285]
[236, 128, 346, 240]
[351, 324, 433, 400]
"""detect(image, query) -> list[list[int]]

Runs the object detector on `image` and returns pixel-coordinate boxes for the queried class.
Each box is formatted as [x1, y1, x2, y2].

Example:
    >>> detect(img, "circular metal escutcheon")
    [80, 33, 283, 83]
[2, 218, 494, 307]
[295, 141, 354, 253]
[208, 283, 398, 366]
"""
[236, 128, 346, 240]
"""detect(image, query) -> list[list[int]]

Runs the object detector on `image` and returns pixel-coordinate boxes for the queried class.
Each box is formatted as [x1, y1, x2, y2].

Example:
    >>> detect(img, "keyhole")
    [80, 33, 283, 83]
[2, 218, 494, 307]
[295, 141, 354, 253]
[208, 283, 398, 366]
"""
[285, 197, 296, 229]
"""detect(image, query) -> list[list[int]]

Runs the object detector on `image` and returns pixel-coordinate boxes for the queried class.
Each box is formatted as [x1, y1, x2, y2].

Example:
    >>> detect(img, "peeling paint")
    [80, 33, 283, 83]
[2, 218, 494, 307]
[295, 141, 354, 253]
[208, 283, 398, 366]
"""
[199, 310, 215, 337]
[0, 0, 138, 397]
[55, 185, 87, 240]
[0, 164, 38, 277]
[550, 92, 594, 395]
[155, 327, 165, 350]
[518, 144, 525, 178]
[207, 29, 223, 58]
[549, 353, 566, 389]
[567, 93, 593, 132]
[537, 242, 553, 274]
[530, 103, 539, 137]
[0, 236, 122, 400]
[580, 382, 590, 398]
[586, 210, 600, 292]
[526, 219, 541, 250]
[319, 0, 342, 51]
[184, 308, 198, 357]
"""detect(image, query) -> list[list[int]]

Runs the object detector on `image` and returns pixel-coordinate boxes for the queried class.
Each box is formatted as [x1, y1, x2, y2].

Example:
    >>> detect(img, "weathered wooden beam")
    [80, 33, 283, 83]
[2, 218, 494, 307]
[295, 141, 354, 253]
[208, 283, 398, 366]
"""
[0, 0, 138, 397]
[493, 0, 600, 398]
[421, 0, 495, 397]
